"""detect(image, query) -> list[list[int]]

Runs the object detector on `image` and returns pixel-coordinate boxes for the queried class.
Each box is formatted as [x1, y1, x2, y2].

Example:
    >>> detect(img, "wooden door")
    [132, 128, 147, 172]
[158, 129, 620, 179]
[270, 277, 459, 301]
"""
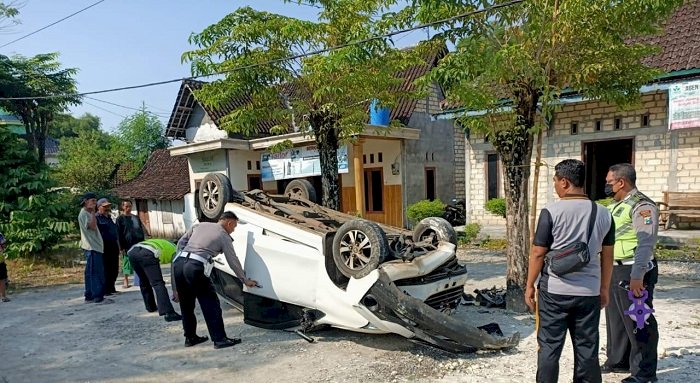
[135, 199, 151, 233]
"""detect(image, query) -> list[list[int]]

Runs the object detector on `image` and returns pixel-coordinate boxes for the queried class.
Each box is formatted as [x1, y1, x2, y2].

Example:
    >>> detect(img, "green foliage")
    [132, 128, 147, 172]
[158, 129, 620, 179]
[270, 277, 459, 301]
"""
[116, 106, 169, 170]
[596, 197, 614, 207]
[485, 198, 506, 218]
[55, 128, 128, 192]
[0, 1, 19, 29]
[181, 1, 421, 209]
[0, 52, 80, 162]
[458, 222, 481, 246]
[402, 0, 683, 305]
[49, 113, 101, 140]
[406, 199, 446, 224]
[0, 127, 77, 258]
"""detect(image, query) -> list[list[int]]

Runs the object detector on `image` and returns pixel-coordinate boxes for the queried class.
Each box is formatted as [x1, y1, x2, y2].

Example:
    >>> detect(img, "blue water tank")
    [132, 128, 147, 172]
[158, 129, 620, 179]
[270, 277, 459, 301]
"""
[369, 99, 390, 126]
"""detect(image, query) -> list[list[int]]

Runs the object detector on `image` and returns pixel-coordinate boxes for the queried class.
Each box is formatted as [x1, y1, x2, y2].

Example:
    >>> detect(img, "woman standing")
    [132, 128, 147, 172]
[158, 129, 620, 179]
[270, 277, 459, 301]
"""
[116, 201, 149, 288]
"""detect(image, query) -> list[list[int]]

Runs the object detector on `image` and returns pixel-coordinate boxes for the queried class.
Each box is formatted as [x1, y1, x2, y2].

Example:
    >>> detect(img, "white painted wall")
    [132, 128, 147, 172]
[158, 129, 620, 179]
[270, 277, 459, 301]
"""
[187, 150, 228, 193]
[227, 150, 264, 191]
[342, 139, 402, 186]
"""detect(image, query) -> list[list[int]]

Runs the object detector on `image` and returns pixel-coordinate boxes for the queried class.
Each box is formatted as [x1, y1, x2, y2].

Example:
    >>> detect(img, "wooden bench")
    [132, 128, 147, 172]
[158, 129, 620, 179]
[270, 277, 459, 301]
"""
[657, 191, 700, 230]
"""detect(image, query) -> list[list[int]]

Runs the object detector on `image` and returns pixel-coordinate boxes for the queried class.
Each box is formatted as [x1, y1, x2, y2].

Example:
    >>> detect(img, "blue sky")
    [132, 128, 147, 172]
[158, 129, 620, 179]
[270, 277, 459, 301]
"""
[1, 0, 422, 132]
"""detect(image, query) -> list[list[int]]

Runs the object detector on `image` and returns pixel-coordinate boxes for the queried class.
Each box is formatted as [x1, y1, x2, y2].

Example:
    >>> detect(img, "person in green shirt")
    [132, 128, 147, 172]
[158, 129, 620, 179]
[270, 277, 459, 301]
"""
[127, 238, 182, 322]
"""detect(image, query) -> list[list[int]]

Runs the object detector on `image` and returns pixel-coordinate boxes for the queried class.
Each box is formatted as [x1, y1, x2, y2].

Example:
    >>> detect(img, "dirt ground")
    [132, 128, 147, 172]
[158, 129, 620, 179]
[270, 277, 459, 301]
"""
[1, 249, 698, 383]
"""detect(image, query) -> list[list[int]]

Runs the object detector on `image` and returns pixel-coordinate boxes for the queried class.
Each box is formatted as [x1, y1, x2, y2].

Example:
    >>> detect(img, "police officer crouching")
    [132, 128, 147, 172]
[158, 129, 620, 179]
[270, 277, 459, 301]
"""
[127, 238, 182, 322]
[602, 163, 659, 383]
[174, 211, 258, 349]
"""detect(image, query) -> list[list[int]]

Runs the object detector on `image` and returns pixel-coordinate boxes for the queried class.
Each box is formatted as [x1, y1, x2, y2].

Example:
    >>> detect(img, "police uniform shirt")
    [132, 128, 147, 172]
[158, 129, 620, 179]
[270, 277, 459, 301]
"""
[176, 222, 246, 281]
[609, 188, 658, 280]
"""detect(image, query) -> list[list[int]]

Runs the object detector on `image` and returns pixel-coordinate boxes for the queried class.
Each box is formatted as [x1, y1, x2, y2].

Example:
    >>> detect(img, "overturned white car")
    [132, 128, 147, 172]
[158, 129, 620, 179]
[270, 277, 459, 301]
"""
[190, 172, 519, 353]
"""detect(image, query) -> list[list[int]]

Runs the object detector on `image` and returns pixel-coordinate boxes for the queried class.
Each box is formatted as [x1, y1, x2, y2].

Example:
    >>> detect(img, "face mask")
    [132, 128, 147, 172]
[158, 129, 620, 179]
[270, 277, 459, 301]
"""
[604, 184, 616, 197]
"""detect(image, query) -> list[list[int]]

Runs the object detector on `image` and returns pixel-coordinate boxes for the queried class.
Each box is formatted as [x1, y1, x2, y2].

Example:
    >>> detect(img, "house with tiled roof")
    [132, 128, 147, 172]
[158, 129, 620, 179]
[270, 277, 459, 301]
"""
[112, 149, 191, 238]
[166, 48, 457, 228]
[432, 0, 700, 228]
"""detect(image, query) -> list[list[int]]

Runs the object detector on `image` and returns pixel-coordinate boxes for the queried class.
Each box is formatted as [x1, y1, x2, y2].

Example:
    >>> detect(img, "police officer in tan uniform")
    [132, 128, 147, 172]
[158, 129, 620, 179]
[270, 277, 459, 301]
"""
[602, 163, 659, 383]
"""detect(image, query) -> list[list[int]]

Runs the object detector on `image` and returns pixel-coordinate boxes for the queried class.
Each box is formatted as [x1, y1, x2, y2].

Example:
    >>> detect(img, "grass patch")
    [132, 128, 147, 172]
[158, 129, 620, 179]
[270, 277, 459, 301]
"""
[5, 239, 84, 291]
[654, 245, 700, 262]
[480, 238, 508, 250]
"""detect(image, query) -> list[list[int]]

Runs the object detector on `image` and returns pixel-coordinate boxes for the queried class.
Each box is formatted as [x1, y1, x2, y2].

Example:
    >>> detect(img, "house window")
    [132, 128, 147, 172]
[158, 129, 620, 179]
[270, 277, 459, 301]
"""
[614, 117, 622, 130]
[161, 200, 173, 224]
[595, 120, 602, 132]
[486, 153, 500, 200]
[363, 154, 367, 164]
[641, 114, 650, 127]
[256, 161, 260, 170]
[363, 168, 384, 212]
[248, 175, 262, 191]
[378, 152, 383, 162]
[247, 161, 252, 170]
[370, 153, 375, 164]
[425, 167, 436, 201]
[570, 122, 578, 135]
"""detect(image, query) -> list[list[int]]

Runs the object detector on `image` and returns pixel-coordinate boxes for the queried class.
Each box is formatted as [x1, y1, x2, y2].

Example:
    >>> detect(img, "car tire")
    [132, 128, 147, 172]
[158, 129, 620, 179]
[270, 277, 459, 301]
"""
[412, 217, 458, 247]
[284, 179, 318, 203]
[198, 173, 235, 221]
[332, 219, 389, 279]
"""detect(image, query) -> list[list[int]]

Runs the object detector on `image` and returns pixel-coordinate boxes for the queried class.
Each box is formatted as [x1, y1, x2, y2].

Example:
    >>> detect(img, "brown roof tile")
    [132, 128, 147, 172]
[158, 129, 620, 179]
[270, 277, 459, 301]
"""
[641, 0, 700, 72]
[111, 149, 190, 200]
[166, 47, 445, 137]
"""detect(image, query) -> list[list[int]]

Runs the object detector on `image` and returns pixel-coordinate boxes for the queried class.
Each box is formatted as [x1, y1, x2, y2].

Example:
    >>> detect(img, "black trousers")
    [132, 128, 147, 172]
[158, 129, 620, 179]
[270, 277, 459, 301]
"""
[604, 263, 659, 379]
[103, 242, 120, 295]
[173, 257, 227, 342]
[128, 247, 176, 316]
[537, 289, 602, 383]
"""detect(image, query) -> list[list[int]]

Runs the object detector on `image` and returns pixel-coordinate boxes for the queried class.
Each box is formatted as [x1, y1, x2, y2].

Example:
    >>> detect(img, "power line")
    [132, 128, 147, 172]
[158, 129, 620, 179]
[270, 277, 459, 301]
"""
[0, 0, 107, 49]
[85, 96, 170, 117]
[0, 0, 524, 101]
[83, 100, 126, 119]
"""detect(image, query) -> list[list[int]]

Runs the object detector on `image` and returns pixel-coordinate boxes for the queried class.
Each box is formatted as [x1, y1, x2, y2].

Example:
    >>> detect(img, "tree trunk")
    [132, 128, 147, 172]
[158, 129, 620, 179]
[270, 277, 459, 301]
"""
[493, 88, 539, 312]
[529, 130, 544, 243]
[36, 125, 47, 164]
[310, 110, 341, 211]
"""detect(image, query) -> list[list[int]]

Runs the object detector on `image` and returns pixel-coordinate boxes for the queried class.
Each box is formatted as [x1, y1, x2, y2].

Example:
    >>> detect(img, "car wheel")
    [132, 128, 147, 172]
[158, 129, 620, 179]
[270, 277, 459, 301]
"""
[198, 173, 234, 221]
[284, 179, 318, 203]
[412, 217, 458, 247]
[332, 219, 389, 279]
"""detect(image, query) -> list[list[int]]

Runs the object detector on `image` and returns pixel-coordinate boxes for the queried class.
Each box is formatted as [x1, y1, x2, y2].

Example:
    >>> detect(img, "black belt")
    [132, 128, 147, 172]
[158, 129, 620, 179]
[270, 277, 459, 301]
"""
[615, 259, 656, 266]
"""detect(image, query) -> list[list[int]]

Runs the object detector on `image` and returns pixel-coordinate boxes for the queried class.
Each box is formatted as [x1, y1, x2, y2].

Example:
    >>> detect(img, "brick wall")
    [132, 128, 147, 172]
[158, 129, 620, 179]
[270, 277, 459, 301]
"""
[464, 90, 700, 228]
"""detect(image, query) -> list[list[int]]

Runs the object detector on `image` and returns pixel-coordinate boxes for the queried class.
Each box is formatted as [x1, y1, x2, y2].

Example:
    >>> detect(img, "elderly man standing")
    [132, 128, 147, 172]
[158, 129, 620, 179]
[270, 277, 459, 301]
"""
[174, 211, 257, 349]
[601, 163, 660, 383]
[78, 192, 113, 305]
[95, 198, 120, 295]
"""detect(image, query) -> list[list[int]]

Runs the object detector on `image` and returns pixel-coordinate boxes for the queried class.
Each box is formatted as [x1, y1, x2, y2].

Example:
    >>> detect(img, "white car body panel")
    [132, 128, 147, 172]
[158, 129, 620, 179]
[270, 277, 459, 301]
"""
[209, 202, 467, 332]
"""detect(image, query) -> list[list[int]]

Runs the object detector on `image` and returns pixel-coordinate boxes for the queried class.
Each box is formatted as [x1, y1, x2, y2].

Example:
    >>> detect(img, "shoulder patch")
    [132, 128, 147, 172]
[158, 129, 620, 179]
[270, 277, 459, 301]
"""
[639, 209, 652, 218]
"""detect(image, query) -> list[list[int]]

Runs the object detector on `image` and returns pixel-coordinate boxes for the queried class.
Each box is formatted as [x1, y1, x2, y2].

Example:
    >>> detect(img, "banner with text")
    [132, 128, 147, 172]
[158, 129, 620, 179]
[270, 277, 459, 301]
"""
[260, 145, 349, 182]
[669, 80, 700, 130]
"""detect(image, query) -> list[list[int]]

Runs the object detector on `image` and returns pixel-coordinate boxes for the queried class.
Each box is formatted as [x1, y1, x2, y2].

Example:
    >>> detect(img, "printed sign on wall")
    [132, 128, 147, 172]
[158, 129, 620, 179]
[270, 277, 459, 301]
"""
[260, 145, 349, 182]
[669, 80, 700, 130]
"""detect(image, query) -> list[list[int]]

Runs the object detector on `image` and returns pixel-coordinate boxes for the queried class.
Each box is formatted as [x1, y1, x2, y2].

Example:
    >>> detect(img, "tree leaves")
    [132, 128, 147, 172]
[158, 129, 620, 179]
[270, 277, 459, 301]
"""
[0, 52, 80, 162]
[182, 1, 420, 208]
[0, 127, 77, 259]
